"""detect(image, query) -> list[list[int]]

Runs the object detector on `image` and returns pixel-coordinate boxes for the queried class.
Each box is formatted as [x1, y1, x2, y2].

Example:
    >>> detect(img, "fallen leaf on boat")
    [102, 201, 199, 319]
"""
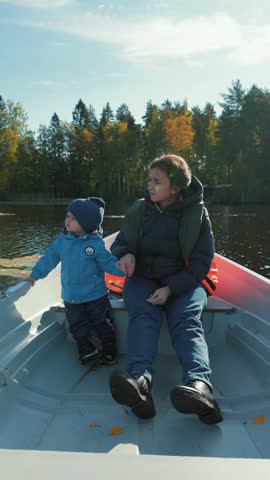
[252, 415, 265, 424]
[88, 423, 101, 428]
[109, 426, 124, 436]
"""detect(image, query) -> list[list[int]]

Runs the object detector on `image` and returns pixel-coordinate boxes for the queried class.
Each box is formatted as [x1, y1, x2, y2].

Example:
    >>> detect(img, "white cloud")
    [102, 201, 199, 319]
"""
[0, 0, 75, 8]
[19, 12, 241, 55]
[50, 41, 69, 47]
[105, 72, 128, 77]
[120, 14, 242, 60]
[7, 8, 270, 66]
[32, 79, 80, 87]
[32, 79, 62, 87]
[228, 24, 270, 65]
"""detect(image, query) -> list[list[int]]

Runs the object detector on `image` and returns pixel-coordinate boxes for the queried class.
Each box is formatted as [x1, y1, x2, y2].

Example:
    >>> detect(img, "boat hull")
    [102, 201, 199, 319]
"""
[1, 233, 270, 476]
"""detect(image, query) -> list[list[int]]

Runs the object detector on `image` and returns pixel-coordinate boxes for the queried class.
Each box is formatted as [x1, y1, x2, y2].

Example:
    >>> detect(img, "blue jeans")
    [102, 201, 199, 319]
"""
[123, 277, 211, 387]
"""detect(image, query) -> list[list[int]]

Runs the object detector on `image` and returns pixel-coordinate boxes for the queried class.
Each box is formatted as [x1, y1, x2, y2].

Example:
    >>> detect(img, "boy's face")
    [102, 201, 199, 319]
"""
[147, 167, 180, 208]
[65, 211, 84, 236]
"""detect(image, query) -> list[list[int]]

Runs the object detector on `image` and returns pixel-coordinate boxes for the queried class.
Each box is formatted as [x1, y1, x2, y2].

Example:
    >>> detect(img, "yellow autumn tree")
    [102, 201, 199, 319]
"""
[80, 129, 93, 142]
[206, 118, 218, 146]
[163, 113, 194, 156]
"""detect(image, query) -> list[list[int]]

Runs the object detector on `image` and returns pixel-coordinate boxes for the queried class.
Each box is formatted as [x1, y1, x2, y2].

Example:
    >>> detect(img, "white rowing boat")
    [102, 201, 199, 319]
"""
[1, 232, 270, 478]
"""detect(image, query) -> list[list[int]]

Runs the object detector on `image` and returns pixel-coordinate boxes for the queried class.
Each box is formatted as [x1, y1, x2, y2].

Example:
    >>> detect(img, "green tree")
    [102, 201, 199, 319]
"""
[112, 107, 143, 197]
[0, 95, 8, 129]
[235, 85, 270, 202]
[36, 124, 51, 194]
[0, 96, 28, 194]
[217, 79, 245, 183]
[96, 103, 115, 194]
[192, 103, 218, 183]
[47, 113, 70, 197]
[72, 99, 91, 130]
[10, 131, 39, 195]
[116, 103, 135, 126]
[142, 101, 163, 165]
[68, 99, 96, 196]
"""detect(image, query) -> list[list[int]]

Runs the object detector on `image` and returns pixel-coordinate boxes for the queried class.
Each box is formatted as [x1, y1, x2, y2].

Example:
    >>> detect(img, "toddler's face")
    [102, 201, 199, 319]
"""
[65, 211, 84, 236]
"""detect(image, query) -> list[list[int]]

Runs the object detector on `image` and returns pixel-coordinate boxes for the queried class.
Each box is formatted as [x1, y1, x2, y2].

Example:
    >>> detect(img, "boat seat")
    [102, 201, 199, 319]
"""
[51, 295, 235, 315]
[204, 296, 235, 313]
[108, 292, 235, 313]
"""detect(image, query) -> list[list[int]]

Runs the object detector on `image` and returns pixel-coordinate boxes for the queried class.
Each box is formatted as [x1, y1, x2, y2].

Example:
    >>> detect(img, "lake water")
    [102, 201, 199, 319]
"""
[0, 202, 269, 295]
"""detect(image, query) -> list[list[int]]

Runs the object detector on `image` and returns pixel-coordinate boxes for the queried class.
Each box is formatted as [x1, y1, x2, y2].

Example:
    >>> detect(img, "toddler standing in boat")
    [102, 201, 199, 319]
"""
[22, 197, 133, 366]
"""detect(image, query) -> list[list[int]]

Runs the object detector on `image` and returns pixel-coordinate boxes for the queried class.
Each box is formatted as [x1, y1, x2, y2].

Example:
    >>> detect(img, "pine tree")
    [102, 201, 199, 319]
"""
[217, 79, 246, 184]
[142, 101, 163, 164]
[47, 113, 69, 197]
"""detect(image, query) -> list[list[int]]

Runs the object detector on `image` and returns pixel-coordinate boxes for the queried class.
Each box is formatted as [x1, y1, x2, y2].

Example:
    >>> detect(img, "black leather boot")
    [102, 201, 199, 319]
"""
[76, 337, 100, 365]
[99, 336, 118, 365]
[170, 379, 223, 424]
[109, 370, 156, 419]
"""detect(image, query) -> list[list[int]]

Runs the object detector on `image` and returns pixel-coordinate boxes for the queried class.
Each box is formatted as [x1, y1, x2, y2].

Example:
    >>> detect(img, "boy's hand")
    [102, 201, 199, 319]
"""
[147, 286, 172, 305]
[117, 253, 136, 277]
[19, 275, 36, 286]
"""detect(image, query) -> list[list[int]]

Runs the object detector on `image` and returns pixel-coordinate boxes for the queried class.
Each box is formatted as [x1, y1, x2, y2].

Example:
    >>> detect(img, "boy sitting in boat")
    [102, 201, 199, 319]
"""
[21, 197, 132, 366]
[109, 155, 223, 424]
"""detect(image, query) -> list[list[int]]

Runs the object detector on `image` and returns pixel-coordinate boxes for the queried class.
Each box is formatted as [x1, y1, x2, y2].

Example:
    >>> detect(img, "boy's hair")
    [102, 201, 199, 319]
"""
[149, 154, 191, 191]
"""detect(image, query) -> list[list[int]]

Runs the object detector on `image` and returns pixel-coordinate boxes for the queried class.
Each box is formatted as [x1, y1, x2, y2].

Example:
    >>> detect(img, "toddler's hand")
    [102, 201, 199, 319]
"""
[19, 275, 36, 286]
[117, 253, 136, 277]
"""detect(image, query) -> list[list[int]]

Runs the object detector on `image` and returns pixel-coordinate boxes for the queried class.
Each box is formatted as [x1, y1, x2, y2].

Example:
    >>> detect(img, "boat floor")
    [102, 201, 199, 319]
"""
[1, 334, 270, 459]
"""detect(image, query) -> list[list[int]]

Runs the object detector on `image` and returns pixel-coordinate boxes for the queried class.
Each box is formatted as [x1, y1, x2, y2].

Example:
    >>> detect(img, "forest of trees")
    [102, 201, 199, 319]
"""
[1, 79, 270, 203]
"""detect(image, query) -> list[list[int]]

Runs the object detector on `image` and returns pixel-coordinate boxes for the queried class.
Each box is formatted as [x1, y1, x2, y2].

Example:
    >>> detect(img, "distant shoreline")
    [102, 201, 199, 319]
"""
[0, 200, 72, 206]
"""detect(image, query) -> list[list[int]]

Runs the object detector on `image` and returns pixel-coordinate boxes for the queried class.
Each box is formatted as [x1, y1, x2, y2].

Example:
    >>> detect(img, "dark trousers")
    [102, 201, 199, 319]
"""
[64, 295, 115, 343]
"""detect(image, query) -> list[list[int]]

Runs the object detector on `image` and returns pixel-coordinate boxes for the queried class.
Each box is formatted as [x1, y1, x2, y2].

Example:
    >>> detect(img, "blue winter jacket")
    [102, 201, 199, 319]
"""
[31, 232, 125, 304]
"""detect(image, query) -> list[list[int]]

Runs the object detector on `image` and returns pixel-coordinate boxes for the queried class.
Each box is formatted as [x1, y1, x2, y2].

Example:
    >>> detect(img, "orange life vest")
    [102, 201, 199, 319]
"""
[104, 272, 126, 293]
[201, 259, 218, 295]
[184, 258, 218, 295]
[105, 259, 218, 296]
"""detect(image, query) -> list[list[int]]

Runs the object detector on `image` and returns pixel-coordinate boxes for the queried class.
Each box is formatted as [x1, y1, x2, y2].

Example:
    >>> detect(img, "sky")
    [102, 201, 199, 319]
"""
[1, 0, 270, 132]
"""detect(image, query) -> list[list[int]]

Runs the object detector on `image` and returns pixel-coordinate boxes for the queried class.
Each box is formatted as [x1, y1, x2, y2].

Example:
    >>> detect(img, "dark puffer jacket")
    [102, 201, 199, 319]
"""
[111, 176, 214, 296]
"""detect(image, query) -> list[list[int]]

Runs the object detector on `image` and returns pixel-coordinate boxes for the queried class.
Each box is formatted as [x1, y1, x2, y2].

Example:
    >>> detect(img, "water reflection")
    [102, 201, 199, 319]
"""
[0, 202, 269, 294]
[210, 204, 270, 278]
